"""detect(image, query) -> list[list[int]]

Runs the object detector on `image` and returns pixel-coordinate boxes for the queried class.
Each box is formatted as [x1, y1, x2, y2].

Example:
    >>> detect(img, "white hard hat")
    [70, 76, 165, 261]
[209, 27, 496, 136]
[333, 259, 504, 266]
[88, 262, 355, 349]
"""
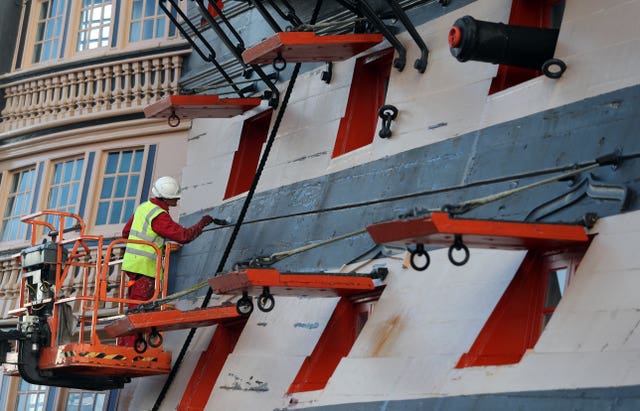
[152, 176, 182, 199]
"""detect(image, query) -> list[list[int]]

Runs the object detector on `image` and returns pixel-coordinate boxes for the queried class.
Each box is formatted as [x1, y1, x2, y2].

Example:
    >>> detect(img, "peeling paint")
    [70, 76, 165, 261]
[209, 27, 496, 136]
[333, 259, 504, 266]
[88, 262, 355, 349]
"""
[428, 122, 448, 129]
[219, 373, 269, 392]
[294, 322, 319, 329]
[623, 318, 640, 345]
[188, 132, 206, 141]
[292, 151, 328, 163]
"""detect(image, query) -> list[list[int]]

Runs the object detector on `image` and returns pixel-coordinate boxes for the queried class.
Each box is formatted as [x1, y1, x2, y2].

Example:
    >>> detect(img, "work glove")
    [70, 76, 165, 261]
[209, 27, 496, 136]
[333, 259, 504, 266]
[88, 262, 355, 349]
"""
[199, 215, 214, 226]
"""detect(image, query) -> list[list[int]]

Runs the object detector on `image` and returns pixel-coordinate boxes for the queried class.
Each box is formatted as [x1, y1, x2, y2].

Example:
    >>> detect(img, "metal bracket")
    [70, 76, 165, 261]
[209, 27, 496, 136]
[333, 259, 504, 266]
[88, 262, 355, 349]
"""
[383, 0, 429, 72]
[336, 0, 429, 72]
[195, 0, 281, 108]
[339, 0, 406, 71]
[161, 0, 247, 98]
[525, 173, 631, 222]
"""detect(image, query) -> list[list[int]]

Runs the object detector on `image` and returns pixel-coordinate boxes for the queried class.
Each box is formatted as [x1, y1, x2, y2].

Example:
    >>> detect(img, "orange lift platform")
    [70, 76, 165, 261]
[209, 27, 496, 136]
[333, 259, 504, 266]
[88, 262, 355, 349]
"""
[208, 268, 387, 315]
[242, 32, 383, 67]
[144, 94, 263, 127]
[366, 211, 590, 271]
[1, 211, 238, 390]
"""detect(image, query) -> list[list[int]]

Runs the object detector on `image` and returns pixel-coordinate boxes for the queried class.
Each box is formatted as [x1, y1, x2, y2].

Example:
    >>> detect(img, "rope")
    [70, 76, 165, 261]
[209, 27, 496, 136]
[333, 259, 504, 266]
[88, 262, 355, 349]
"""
[151, 61, 304, 411]
[142, 227, 366, 307]
[252, 228, 367, 265]
[139, 280, 210, 308]
[272, 228, 366, 258]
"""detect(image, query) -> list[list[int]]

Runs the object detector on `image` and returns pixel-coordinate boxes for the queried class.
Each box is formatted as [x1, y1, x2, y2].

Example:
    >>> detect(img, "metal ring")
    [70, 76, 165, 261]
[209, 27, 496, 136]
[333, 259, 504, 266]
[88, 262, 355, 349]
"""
[257, 293, 275, 312]
[236, 295, 254, 316]
[378, 104, 398, 120]
[272, 55, 287, 72]
[410, 244, 430, 271]
[448, 243, 470, 266]
[134, 335, 147, 354]
[542, 58, 567, 79]
[168, 112, 181, 127]
[147, 329, 163, 348]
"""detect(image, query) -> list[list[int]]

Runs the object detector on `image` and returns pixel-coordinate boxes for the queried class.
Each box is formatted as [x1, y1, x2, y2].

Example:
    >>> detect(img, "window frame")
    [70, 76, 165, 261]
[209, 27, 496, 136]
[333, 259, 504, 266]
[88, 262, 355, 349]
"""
[0, 166, 38, 245]
[31, 0, 69, 64]
[223, 110, 274, 200]
[44, 155, 88, 216]
[125, 0, 178, 46]
[287, 290, 382, 394]
[456, 245, 587, 368]
[64, 388, 109, 411]
[75, 0, 115, 53]
[91, 146, 150, 233]
[177, 320, 247, 410]
[15, 379, 50, 411]
[19, 0, 183, 69]
[331, 48, 394, 158]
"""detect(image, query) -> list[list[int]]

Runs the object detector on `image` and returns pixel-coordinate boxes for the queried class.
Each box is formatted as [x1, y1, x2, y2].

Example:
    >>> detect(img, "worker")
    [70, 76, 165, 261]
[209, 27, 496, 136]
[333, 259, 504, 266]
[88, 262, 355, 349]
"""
[118, 176, 221, 347]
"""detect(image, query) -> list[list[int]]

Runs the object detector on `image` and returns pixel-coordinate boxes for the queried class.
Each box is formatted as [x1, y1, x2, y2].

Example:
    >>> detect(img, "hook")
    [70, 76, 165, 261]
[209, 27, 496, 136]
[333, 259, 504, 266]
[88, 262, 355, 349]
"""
[378, 104, 398, 138]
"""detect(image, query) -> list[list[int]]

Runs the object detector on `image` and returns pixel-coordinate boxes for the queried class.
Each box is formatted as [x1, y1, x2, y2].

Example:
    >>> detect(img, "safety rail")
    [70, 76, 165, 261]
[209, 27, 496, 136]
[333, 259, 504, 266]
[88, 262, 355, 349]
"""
[14, 211, 170, 347]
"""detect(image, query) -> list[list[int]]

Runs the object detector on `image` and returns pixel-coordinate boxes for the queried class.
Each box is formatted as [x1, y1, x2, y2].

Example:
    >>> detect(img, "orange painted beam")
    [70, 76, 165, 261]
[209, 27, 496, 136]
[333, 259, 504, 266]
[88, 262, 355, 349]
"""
[242, 32, 384, 65]
[39, 343, 172, 377]
[104, 306, 241, 338]
[366, 212, 589, 250]
[208, 269, 377, 297]
[143, 95, 262, 120]
[287, 298, 358, 394]
[178, 320, 246, 410]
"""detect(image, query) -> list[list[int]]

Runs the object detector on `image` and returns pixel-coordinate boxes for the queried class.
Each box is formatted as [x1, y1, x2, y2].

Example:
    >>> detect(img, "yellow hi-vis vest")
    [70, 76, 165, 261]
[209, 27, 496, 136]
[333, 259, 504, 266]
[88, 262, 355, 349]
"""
[121, 201, 166, 278]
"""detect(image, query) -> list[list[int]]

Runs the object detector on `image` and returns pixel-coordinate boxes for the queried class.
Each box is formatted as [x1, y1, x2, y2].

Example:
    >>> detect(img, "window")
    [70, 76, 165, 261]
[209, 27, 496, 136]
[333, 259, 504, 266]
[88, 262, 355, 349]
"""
[1, 167, 37, 242]
[489, 0, 565, 94]
[129, 0, 175, 42]
[287, 293, 380, 394]
[543, 268, 567, 327]
[33, 0, 68, 63]
[65, 390, 108, 411]
[224, 110, 273, 200]
[46, 157, 85, 229]
[95, 148, 144, 225]
[77, 0, 113, 51]
[332, 48, 394, 158]
[15, 380, 48, 411]
[456, 245, 586, 368]
[0, 375, 9, 411]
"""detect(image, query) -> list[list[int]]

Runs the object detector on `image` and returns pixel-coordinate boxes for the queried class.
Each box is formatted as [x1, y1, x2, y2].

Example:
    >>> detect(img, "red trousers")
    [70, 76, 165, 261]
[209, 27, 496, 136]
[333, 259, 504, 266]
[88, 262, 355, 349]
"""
[117, 273, 155, 347]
